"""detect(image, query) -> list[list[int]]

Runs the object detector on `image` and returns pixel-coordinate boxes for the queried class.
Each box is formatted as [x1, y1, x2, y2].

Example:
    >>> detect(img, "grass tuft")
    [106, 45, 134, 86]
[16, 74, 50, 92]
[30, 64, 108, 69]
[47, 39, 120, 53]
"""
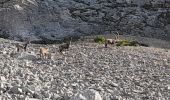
[116, 40, 148, 47]
[94, 36, 106, 44]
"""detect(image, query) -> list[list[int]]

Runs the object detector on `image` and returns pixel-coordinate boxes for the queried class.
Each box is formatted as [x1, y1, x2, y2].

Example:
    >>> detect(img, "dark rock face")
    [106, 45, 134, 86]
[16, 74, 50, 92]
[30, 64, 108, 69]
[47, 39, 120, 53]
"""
[0, 0, 170, 42]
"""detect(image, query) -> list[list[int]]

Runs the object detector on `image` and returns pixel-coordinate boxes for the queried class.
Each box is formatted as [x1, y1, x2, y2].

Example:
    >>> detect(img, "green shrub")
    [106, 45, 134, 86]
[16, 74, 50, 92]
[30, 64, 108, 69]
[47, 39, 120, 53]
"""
[94, 36, 106, 44]
[129, 41, 140, 46]
[116, 40, 130, 46]
[116, 40, 140, 46]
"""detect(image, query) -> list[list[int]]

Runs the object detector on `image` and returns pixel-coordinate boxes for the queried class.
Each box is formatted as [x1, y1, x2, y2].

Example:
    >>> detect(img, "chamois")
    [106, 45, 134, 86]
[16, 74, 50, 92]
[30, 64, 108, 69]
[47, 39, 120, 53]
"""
[39, 47, 50, 59]
[59, 37, 72, 52]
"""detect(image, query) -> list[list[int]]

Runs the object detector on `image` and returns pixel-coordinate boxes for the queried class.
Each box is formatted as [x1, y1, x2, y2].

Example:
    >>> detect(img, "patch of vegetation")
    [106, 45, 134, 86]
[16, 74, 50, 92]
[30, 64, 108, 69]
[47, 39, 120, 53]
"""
[116, 40, 148, 47]
[116, 40, 132, 46]
[94, 36, 106, 44]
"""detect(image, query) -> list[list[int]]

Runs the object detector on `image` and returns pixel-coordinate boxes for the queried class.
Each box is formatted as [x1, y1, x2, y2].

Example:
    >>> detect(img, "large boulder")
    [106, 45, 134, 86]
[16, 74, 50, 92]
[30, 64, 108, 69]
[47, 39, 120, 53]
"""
[0, 0, 169, 42]
[11, 52, 37, 60]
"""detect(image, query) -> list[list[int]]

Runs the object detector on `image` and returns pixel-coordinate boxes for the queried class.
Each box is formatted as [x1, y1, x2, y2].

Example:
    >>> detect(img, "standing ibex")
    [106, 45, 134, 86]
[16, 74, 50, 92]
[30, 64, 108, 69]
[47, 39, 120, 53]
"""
[15, 38, 30, 52]
[39, 47, 50, 59]
[59, 37, 72, 53]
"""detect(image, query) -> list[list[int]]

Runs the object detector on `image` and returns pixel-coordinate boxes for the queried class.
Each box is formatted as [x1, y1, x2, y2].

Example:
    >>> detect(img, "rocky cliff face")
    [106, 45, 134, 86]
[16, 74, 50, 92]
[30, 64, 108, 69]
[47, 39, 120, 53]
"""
[0, 0, 170, 42]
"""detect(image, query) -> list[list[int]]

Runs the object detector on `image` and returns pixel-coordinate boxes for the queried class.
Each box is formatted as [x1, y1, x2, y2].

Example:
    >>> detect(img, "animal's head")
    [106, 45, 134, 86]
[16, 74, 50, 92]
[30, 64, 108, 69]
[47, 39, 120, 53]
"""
[40, 48, 49, 53]
[25, 37, 30, 43]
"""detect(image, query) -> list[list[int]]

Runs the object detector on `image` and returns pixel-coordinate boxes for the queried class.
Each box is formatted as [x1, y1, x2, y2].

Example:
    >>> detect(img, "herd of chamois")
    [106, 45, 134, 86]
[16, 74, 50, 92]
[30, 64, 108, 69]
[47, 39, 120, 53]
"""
[14, 33, 120, 59]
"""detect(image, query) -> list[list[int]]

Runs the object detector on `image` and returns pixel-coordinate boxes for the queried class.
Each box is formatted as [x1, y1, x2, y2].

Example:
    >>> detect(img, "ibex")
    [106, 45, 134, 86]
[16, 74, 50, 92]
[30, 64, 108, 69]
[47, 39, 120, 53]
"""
[105, 32, 120, 48]
[59, 37, 72, 53]
[39, 47, 50, 59]
[15, 38, 30, 52]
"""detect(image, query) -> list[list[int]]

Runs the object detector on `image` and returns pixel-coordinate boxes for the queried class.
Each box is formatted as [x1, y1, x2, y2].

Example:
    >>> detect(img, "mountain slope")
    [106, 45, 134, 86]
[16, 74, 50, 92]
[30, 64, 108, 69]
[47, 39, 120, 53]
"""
[0, 38, 169, 99]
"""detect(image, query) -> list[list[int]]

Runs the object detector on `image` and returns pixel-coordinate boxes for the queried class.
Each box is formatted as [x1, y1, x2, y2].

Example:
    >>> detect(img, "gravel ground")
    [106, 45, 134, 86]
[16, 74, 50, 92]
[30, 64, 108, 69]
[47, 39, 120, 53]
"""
[0, 38, 170, 100]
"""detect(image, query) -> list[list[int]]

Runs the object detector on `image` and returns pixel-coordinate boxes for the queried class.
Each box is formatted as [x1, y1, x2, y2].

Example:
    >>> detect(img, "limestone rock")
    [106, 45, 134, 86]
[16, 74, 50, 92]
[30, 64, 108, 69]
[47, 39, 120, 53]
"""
[9, 86, 22, 94]
[12, 52, 37, 60]
[70, 89, 102, 100]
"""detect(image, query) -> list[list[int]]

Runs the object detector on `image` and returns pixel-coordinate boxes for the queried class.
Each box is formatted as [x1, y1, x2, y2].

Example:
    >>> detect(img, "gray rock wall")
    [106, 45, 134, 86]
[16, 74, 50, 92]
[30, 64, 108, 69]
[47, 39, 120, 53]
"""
[0, 0, 170, 42]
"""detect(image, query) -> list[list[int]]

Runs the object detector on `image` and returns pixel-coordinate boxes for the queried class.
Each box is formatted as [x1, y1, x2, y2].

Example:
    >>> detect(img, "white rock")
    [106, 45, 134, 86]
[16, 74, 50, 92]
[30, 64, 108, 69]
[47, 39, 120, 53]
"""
[167, 85, 170, 90]
[0, 83, 5, 89]
[10, 52, 20, 58]
[111, 82, 118, 87]
[9, 86, 22, 94]
[70, 89, 102, 100]
[50, 93, 61, 99]
[22, 87, 34, 94]
[25, 97, 39, 100]
[14, 52, 37, 60]
[2, 50, 7, 54]
[0, 76, 6, 82]
[24, 60, 32, 67]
